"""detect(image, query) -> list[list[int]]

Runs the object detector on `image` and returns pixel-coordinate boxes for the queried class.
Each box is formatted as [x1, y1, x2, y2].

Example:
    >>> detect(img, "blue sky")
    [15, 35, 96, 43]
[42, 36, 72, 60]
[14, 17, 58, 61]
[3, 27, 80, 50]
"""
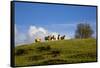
[14, 2, 97, 45]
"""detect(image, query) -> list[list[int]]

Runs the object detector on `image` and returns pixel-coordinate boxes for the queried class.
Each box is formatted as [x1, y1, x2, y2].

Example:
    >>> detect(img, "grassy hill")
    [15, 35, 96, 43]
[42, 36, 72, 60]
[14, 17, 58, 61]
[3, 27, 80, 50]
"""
[14, 38, 97, 67]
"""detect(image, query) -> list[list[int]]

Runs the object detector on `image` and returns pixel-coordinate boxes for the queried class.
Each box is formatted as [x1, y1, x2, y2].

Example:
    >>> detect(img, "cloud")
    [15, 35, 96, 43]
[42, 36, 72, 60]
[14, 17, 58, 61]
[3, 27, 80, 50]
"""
[28, 26, 48, 37]
[15, 25, 72, 46]
[15, 25, 51, 46]
[28, 25, 49, 43]
[27, 25, 71, 42]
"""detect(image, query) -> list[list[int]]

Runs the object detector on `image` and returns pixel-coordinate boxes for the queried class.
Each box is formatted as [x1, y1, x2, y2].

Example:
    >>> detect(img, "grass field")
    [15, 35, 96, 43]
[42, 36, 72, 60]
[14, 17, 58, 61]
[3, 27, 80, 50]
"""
[14, 38, 97, 67]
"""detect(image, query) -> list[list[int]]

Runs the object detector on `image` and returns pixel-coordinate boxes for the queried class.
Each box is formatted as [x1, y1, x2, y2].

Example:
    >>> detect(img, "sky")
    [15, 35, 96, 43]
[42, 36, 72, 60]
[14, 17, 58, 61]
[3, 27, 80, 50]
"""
[14, 2, 97, 46]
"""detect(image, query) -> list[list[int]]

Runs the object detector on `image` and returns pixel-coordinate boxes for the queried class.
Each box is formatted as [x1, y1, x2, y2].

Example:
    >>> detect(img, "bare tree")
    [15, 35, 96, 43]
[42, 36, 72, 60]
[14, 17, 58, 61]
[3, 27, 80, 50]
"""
[75, 23, 94, 39]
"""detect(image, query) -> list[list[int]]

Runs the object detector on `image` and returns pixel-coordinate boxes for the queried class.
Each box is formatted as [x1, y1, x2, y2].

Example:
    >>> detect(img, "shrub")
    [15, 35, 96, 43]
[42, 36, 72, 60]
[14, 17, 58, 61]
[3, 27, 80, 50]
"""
[28, 55, 44, 61]
[36, 45, 51, 52]
[15, 49, 27, 56]
[50, 49, 61, 57]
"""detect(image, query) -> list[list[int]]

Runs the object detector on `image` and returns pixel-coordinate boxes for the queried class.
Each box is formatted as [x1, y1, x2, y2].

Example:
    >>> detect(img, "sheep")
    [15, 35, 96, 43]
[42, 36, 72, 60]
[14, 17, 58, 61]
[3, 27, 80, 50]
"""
[57, 34, 60, 40]
[45, 36, 49, 41]
[35, 38, 41, 43]
[60, 35, 65, 40]
[45, 35, 56, 41]
[45, 36, 51, 41]
[44, 35, 66, 41]
[50, 35, 56, 40]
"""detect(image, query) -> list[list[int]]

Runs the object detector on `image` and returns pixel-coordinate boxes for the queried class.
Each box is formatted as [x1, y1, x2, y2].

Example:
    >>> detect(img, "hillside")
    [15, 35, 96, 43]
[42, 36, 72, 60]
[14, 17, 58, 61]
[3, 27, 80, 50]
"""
[14, 38, 97, 67]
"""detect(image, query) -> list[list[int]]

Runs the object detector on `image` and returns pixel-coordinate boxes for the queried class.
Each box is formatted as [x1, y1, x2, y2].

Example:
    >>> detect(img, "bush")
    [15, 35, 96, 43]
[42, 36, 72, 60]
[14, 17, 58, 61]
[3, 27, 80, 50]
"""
[28, 55, 44, 61]
[50, 49, 61, 57]
[36, 45, 51, 52]
[15, 49, 27, 56]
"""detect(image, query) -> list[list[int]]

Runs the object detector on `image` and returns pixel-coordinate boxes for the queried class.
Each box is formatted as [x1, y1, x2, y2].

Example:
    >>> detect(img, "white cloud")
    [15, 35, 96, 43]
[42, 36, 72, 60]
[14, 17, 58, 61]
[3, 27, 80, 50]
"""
[15, 25, 71, 46]
[38, 27, 47, 34]
[28, 26, 39, 37]
[28, 25, 49, 43]
[15, 25, 50, 46]
[28, 26, 48, 37]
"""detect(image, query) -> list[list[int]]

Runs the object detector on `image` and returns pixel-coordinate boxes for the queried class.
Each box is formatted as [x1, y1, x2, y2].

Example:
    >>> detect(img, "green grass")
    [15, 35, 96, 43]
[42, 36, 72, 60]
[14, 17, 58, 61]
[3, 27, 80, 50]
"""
[14, 38, 97, 67]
